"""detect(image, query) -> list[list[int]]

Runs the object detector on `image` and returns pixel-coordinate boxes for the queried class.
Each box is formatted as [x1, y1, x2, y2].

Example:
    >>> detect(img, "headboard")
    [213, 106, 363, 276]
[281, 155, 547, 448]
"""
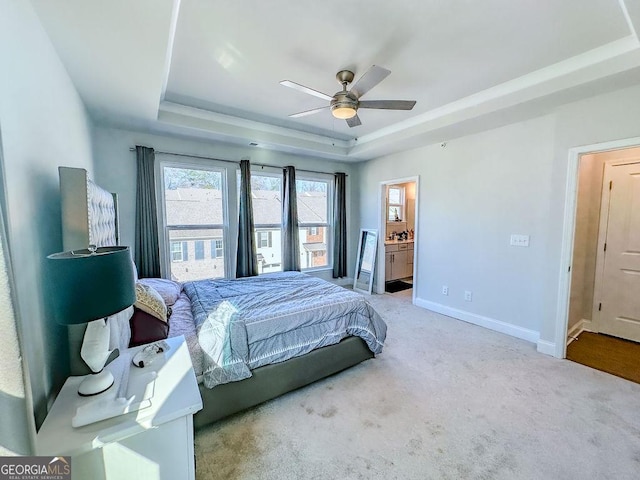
[58, 167, 123, 375]
[59, 167, 119, 250]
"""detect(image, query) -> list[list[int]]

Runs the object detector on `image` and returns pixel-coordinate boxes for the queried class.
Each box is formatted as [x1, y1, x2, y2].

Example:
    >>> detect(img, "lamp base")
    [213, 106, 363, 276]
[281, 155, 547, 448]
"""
[78, 369, 114, 397]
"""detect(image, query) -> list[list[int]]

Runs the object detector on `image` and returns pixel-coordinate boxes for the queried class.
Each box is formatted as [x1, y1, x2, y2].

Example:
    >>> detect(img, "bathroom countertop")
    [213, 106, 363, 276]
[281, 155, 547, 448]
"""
[384, 239, 414, 246]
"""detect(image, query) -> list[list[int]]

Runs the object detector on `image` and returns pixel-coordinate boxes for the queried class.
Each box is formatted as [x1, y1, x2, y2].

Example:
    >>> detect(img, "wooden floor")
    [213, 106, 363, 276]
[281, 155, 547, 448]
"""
[566, 332, 640, 385]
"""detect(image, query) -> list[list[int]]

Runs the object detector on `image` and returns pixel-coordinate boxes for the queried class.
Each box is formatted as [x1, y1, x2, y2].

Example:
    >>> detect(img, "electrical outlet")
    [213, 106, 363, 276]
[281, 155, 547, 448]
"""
[464, 290, 472, 302]
[442, 285, 449, 295]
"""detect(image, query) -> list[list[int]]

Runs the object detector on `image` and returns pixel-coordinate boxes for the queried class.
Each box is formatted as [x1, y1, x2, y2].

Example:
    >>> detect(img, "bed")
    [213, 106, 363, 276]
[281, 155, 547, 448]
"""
[59, 166, 387, 428]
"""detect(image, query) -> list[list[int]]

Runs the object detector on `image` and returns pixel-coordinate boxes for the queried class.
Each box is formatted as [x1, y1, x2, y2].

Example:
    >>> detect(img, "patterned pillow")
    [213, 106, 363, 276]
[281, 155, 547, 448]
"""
[134, 282, 167, 323]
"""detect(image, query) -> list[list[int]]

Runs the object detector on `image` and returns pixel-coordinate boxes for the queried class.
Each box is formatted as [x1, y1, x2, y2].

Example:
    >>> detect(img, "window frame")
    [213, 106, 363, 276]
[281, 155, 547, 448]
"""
[387, 185, 405, 222]
[296, 173, 334, 272]
[157, 160, 230, 280]
[245, 169, 283, 275]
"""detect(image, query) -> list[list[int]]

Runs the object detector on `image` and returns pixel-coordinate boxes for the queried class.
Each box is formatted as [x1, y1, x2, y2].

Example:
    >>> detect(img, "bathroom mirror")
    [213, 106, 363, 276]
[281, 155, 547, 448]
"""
[353, 229, 378, 295]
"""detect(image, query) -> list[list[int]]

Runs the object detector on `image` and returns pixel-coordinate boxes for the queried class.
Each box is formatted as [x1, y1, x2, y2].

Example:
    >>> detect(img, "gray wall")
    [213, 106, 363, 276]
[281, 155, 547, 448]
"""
[358, 83, 640, 353]
[92, 126, 361, 283]
[0, 0, 95, 444]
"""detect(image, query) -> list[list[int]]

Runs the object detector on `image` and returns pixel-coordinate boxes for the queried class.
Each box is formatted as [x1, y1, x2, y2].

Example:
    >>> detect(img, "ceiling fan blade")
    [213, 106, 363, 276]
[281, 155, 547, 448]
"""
[358, 100, 416, 110]
[350, 65, 391, 99]
[346, 114, 362, 128]
[289, 106, 329, 118]
[280, 80, 333, 101]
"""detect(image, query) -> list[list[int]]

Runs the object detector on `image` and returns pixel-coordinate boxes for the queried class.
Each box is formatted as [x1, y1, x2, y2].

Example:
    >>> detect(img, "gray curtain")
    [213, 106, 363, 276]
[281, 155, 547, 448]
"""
[236, 159, 258, 277]
[333, 172, 348, 278]
[282, 166, 300, 271]
[134, 146, 161, 278]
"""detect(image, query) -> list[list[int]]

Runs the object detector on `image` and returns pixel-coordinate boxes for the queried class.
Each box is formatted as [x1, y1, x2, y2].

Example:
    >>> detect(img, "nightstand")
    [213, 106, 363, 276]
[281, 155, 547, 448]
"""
[36, 335, 203, 480]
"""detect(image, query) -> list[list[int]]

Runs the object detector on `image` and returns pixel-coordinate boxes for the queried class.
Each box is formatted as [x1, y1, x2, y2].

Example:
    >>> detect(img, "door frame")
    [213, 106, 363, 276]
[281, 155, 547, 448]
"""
[555, 136, 640, 358]
[376, 175, 420, 303]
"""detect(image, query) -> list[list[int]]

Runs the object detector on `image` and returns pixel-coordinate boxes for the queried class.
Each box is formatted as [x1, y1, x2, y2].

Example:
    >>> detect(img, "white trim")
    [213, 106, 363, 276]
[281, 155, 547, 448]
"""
[536, 340, 556, 356]
[376, 176, 420, 305]
[414, 297, 540, 344]
[555, 136, 640, 359]
[159, 0, 182, 102]
[566, 319, 594, 346]
[619, 0, 639, 41]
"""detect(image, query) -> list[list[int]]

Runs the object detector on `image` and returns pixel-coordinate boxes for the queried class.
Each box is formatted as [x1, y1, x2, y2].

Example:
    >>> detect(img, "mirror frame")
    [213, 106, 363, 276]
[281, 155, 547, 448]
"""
[353, 229, 378, 295]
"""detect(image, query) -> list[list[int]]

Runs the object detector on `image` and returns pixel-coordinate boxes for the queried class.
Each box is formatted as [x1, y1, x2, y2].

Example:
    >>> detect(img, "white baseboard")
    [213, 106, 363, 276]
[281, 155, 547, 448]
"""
[536, 339, 557, 356]
[566, 318, 593, 345]
[414, 298, 540, 344]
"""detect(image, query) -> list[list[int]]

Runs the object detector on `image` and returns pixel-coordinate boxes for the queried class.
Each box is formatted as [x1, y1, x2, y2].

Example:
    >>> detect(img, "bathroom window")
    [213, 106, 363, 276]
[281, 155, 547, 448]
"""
[388, 186, 405, 221]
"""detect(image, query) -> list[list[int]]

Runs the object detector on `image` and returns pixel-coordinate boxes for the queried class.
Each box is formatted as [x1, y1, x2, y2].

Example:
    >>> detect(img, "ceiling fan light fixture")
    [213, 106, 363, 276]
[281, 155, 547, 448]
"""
[331, 105, 357, 119]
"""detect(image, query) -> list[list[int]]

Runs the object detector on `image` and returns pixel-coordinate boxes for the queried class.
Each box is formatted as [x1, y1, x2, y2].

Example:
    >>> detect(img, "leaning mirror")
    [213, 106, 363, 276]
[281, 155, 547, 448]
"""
[353, 229, 378, 294]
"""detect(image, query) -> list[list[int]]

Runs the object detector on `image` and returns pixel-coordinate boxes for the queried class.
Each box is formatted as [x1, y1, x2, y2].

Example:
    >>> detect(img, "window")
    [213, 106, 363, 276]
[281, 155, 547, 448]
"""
[210, 239, 223, 259]
[162, 166, 226, 281]
[170, 241, 187, 262]
[297, 178, 331, 269]
[250, 173, 282, 274]
[257, 231, 272, 248]
[195, 240, 204, 260]
[388, 186, 405, 221]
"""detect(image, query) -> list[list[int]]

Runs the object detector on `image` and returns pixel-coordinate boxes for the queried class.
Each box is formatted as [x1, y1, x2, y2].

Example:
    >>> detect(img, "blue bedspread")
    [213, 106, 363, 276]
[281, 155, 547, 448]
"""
[183, 271, 387, 388]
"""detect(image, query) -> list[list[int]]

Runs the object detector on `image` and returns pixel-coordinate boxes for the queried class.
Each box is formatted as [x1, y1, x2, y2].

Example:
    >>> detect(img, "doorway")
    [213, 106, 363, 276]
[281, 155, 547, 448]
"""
[377, 176, 419, 303]
[564, 145, 640, 382]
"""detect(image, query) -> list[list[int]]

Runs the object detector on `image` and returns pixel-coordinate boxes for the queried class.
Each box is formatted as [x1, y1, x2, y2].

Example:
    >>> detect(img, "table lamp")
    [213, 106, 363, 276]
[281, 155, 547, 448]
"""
[47, 245, 135, 396]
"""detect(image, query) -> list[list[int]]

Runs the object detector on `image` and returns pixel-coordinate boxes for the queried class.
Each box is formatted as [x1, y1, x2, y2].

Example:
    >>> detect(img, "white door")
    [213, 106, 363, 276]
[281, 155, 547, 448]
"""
[597, 162, 640, 342]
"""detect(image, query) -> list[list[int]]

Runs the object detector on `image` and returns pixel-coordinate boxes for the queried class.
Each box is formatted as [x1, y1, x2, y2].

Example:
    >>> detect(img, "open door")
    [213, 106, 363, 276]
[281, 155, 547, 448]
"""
[595, 161, 640, 342]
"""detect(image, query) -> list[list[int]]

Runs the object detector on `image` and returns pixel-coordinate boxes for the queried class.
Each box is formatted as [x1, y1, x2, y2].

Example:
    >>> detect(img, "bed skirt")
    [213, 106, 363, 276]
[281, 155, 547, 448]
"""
[193, 335, 374, 429]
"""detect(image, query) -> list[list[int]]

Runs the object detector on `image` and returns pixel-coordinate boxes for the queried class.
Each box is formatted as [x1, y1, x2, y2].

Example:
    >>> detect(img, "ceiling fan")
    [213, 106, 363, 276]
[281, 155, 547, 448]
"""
[280, 65, 416, 128]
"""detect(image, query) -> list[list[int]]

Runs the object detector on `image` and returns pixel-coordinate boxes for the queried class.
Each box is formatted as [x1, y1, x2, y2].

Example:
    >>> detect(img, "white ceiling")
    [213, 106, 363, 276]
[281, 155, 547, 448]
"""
[31, 0, 640, 161]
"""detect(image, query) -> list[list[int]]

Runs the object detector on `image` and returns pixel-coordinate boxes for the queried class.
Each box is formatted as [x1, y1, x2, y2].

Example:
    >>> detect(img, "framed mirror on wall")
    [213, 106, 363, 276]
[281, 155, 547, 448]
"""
[353, 229, 378, 294]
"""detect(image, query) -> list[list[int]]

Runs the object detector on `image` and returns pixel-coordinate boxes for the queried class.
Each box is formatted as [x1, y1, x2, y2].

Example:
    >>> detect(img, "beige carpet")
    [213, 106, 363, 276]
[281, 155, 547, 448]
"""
[194, 292, 640, 479]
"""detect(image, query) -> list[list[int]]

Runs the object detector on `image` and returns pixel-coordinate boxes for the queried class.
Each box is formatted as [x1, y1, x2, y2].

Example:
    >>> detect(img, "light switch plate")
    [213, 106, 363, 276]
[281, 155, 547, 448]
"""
[510, 234, 530, 247]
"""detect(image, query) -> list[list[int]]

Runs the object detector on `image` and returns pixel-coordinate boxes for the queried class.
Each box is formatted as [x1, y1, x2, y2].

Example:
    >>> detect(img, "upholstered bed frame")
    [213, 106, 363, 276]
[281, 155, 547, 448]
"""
[60, 166, 373, 427]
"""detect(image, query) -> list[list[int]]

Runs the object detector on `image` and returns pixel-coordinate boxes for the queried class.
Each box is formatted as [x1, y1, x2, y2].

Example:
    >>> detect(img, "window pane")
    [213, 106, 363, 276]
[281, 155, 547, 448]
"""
[168, 229, 224, 281]
[388, 187, 401, 205]
[297, 180, 327, 224]
[299, 226, 328, 269]
[389, 206, 401, 221]
[255, 228, 282, 274]
[210, 239, 224, 259]
[251, 174, 282, 225]
[164, 167, 223, 226]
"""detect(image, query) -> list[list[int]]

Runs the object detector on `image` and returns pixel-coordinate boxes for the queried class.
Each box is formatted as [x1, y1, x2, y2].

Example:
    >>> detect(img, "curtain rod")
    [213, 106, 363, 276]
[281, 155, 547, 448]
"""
[128, 147, 347, 177]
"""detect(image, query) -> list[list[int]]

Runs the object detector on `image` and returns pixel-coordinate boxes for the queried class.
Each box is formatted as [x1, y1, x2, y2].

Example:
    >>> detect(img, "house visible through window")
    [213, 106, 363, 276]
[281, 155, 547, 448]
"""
[159, 164, 338, 280]
[297, 178, 331, 269]
[161, 166, 226, 281]
[250, 173, 282, 274]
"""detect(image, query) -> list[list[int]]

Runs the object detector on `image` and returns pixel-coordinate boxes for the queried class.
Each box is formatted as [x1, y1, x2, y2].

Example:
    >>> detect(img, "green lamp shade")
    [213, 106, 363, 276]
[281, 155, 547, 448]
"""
[47, 246, 136, 325]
